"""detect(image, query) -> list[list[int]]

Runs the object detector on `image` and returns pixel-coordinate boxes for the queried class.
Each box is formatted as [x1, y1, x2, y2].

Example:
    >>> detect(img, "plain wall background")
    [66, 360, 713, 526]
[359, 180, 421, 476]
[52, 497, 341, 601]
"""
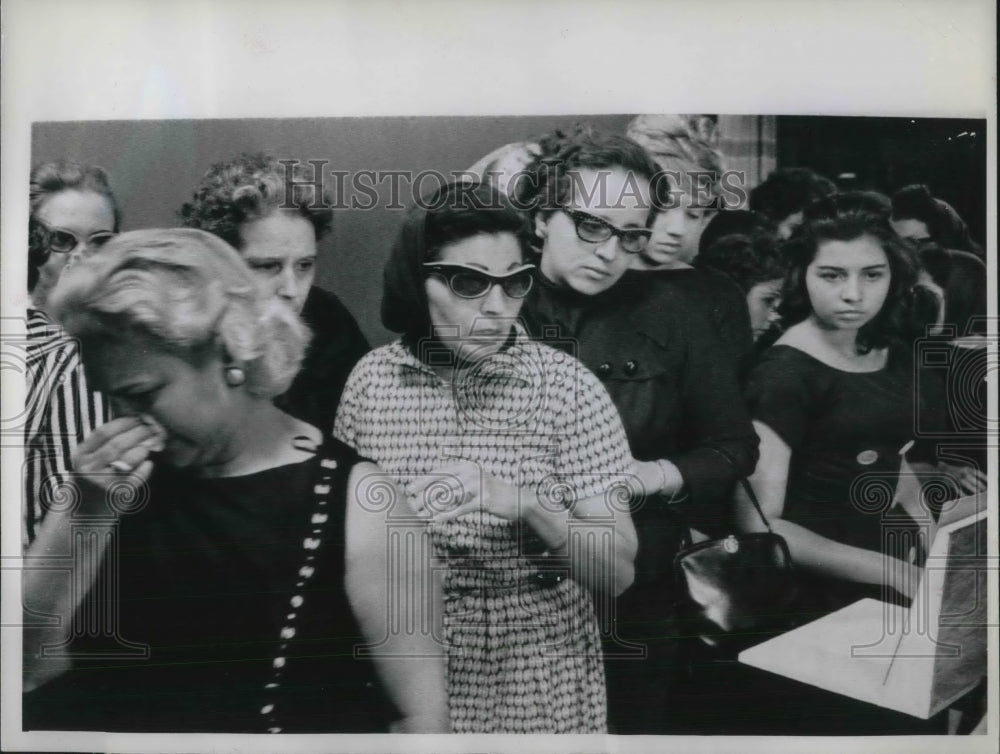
[31, 115, 633, 346]
[31, 114, 987, 347]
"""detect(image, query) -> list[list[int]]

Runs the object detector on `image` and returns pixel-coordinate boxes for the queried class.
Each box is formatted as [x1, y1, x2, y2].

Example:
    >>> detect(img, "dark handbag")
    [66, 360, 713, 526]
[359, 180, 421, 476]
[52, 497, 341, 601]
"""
[672, 453, 799, 653]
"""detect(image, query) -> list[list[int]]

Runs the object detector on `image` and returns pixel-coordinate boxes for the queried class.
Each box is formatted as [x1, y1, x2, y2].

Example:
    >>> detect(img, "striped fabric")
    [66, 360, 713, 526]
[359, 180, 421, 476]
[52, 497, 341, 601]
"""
[22, 309, 109, 550]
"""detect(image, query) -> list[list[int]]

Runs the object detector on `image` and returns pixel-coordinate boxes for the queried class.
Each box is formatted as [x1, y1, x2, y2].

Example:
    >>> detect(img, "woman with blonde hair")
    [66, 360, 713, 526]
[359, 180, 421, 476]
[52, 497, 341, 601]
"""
[22, 228, 447, 733]
[626, 115, 754, 368]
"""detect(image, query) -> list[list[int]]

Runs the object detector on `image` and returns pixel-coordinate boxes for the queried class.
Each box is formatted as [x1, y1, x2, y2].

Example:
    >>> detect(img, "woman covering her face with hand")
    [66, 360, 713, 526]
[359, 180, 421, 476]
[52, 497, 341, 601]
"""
[334, 181, 638, 734]
[514, 125, 759, 734]
[22, 229, 447, 733]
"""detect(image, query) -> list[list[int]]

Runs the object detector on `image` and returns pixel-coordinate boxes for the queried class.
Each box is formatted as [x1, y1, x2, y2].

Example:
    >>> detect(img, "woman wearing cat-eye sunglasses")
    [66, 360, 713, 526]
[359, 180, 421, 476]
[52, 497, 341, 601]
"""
[335, 180, 638, 733]
[22, 160, 120, 551]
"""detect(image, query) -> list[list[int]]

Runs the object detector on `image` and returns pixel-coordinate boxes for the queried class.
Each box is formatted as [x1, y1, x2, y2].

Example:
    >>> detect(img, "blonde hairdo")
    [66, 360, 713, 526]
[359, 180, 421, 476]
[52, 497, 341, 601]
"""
[49, 228, 309, 399]
[626, 114, 724, 201]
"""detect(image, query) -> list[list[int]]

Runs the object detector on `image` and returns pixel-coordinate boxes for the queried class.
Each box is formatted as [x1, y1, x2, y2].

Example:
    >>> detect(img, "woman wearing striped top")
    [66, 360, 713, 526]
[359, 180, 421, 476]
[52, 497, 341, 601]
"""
[23, 161, 118, 548]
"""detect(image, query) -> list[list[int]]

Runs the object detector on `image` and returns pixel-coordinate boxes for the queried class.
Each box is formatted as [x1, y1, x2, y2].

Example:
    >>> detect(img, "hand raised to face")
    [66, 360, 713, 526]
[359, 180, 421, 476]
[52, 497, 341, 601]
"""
[71, 414, 165, 501]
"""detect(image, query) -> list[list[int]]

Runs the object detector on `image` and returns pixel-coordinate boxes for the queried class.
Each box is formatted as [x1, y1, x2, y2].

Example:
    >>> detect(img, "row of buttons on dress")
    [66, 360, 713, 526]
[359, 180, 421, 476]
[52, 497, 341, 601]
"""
[596, 360, 640, 379]
[261, 457, 338, 734]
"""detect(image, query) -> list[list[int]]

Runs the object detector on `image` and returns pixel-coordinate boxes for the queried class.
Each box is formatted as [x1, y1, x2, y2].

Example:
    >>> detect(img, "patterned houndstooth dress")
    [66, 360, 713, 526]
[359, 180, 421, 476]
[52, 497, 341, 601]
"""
[334, 333, 632, 733]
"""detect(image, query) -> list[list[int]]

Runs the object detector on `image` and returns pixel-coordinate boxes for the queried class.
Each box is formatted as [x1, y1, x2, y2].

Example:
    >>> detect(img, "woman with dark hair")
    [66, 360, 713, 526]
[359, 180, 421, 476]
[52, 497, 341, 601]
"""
[334, 180, 638, 734]
[23, 229, 446, 733]
[748, 166, 838, 239]
[180, 152, 369, 431]
[697, 208, 776, 258]
[890, 183, 983, 257]
[738, 207, 984, 614]
[888, 185, 987, 338]
[513, 125, 759, 734]
[23, 160, 119, 548]
[697, 230, 787, 343]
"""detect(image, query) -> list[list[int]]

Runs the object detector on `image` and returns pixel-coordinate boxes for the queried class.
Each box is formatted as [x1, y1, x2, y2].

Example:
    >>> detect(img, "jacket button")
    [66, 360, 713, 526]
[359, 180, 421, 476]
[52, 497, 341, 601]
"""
[597, 362, 613, 379]
[624, 360, 639, 376]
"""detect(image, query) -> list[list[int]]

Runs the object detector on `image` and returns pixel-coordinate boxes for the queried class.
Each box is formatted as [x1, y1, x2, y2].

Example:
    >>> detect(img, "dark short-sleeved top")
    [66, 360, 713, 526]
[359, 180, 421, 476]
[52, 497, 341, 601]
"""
[941, 248, 988, 337]
[521, 271, 759, 522]
[275, 286, 370, 432]
[744, 345, 949, 606]
[650, 266, 754, 371]
[23, 436, 395, 733]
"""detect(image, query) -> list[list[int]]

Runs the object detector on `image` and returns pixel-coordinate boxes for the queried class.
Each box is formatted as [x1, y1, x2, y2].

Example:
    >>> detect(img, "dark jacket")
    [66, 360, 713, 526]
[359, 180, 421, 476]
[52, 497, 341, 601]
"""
[275, 286, 370, 432]
[521, 270, 759, 528]
[650, 265, 754, 373]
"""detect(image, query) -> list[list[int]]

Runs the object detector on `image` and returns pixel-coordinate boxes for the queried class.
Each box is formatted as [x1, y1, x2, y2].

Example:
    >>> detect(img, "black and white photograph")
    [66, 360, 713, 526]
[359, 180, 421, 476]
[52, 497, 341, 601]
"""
[1, 2, 995, 752]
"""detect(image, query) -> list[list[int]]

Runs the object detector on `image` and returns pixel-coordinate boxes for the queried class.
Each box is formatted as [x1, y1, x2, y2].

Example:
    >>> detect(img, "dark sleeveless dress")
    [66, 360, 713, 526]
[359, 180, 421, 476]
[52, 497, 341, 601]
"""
[23, 436, 396, 733]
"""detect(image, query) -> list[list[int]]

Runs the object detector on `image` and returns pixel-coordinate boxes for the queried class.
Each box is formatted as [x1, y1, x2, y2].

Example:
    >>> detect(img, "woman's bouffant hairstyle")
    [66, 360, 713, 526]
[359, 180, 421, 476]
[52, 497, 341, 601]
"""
[381, 181, 534, 340]
[49, 228, 309, 399]
[29, 160, 121, 291]
[514, 124, 667, 224]
[27, 218, 52, 293]
[804, 190, 892, 223]
[698, 209, 776, 257]
[466, 141, 541, 198]
[179, 153, 332, 249]
[777, 203, 933, 353]
[698, 231, 787, 294]
[748, 167, 837, 222]
[626, 114, 725, 207]
[30, 160, 121, 227]
[890, 184, 982, 255]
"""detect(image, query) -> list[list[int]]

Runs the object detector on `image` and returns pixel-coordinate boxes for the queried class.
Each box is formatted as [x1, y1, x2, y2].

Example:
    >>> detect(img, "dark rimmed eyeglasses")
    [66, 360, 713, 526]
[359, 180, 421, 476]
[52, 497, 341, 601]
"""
[423, 263, 535, 299]
[561, 208, 651, 254]
[39, 222, 116, 254]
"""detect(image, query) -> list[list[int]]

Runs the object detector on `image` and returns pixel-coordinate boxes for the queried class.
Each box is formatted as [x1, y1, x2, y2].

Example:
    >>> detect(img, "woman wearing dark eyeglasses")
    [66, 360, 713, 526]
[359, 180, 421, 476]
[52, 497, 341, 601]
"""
[334, 180, 638, 733]
[23, 160, 119, 549]
[514, 126, 759, 734]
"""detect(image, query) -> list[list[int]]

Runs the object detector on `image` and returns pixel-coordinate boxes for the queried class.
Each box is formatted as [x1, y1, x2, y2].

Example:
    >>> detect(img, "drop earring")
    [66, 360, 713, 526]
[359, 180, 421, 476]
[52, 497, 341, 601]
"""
[225, 366, 246, 387]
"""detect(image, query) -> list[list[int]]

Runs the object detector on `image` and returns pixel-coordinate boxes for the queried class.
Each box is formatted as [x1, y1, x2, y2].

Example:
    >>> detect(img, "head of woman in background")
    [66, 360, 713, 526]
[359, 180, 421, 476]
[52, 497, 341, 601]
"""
[382, 181, 536, 368]
[29, 160, 120, 312]
[515, 125, 662, 294]
[466, 141, 541, 198]
[778, 205, 923, 354]
[626, 114, 723, 269]
[749, 167, 837, 240]
[890, 184, 980, 255]
[803, 189, 892, 224]
[180, 153, 332, 316]
[698, 231, 787, 341]
[50, 228, 308, 472]
[697, 209, 776, 259]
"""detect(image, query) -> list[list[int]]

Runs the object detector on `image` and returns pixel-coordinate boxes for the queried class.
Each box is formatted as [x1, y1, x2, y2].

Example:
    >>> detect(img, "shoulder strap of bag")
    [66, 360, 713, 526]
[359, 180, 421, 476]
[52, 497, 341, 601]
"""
[705, 446, 773, 532]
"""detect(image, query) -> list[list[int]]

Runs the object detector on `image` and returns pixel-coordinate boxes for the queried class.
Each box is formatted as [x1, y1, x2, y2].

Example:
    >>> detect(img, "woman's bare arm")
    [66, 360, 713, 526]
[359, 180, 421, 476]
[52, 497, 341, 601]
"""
[735, 421, 920, 598]
[344, 463, 450, 733]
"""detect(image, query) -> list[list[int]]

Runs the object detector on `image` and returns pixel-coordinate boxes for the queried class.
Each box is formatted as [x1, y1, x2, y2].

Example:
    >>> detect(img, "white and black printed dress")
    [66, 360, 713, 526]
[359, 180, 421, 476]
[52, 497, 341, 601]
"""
[334, 331, 633, 733]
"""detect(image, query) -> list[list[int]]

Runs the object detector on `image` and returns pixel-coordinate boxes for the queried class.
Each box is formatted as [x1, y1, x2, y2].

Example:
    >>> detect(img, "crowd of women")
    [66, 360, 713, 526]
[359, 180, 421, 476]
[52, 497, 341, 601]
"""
[20, 114, 988, 735]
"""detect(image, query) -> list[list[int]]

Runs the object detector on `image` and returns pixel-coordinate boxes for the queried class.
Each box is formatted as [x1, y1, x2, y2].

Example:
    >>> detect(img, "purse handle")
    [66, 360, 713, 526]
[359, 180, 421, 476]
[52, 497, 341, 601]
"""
[705, 446, 773, 533]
